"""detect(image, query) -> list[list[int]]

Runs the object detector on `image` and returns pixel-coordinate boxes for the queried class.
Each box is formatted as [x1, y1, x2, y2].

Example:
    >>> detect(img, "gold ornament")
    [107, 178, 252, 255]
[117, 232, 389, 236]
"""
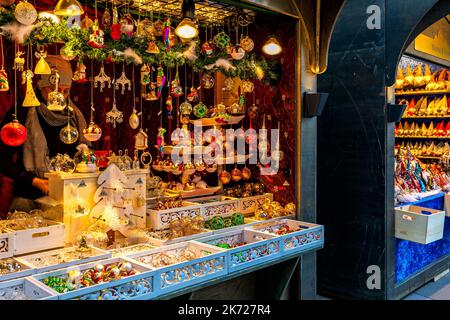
[34, 50, 51, 75]
[14, 0, 37, 25]
[22, 70, 40, 107]
[47, 72, 66, 111]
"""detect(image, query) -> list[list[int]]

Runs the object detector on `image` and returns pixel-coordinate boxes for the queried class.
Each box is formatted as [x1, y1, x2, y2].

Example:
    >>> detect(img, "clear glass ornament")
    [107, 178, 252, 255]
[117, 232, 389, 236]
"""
[59, 123, 79, 144]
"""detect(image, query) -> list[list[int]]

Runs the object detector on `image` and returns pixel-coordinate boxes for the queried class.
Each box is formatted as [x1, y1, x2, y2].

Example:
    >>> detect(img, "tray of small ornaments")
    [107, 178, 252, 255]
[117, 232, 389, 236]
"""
[196, 196, 242, 221]
[145, 216, 213, 246]
[125, 241, 227, 294]
[0, 222, 14, 259]
[245, 219, 324, 254]
[0, 257, 35, 282]
[203, 213, 260, 234]
[223, 183, 270, 216]
[109, 244, 156, 258]
[1, 211, 65, 255]
[194, 229, 281, 273]
[147, 197, 202, 230]
[250, 200, 296, 221]
[14, 241, 111, 273]
[0, 277, 57, 300]
[33, 257, 156, 300]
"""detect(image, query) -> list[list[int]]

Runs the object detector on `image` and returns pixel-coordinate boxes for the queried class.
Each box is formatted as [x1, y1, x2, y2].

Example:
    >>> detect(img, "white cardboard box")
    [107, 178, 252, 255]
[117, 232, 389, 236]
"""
[395, 205, 445, 244]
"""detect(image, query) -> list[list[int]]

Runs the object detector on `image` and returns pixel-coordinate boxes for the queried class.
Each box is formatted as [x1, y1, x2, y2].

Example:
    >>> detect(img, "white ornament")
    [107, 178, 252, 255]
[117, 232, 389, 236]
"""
[94, 63, 112, 92]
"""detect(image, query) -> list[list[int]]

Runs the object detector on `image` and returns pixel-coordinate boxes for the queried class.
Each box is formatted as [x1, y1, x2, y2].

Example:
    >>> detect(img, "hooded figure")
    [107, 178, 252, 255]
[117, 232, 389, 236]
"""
[0, 55, 89, 212]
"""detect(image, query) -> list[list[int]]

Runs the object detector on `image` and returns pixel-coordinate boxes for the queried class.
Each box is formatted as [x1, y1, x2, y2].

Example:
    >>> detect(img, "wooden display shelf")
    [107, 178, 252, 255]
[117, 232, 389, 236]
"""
[189, 115, 245, 127]
[395, 90, 450, 96]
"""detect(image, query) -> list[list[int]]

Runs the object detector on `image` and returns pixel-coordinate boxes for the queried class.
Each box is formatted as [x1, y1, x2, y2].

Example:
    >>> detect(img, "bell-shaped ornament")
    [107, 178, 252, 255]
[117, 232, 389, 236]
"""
[34, 50, 51, 75]
[146, 36, 160, 54]
[22, 70, 40, 107]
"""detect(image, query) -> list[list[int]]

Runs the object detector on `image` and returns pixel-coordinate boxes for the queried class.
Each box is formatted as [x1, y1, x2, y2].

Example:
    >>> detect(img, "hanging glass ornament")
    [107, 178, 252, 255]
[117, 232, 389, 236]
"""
[13, 51, 25, 72]
[72, 61, 88, 83]
[170, 72, 183, 97]
[60, 122, 79, 145]
[153, 20, 164, 35]
[81, 15, 94, 30]
[115, 66, 131, 94]
[231, 46, 246, 60]
[224, 77, 234, 91]
[156, 66, 166, 98]
[22, 70, 40, 107]
[120, 13, 134, 37]
[242, 80, 254, 93]
[94, 63, 111, 92]
[166, 96, 173, 118]
[201, 42, 214, 56]
[187, 86, 199, 103]
[60, 46, 76, 61]
[129, 108, 140, 130]
[240, 36, 254, 52]
[140, 64, 150, 85]
[0, 0, 15, 6]
[14, 0, 37, 25]
[163, 18, 171, 52]
[146, 34, 160, 54]
[47, 72, 66, 111]
[106, 99, 123, 128]
[135, 18, 152, 38]
[180, 101, 192, 115]
[202, 74, 215, 89]
[144, 83, 158, 101]
[110, 6, 121, 40]
[0, 67, 8, 92]
[87, 20, 106, 49]
[193, 102, 208, 118]
[83, 121, 102, 142]
[102, 6, 111, 28]
[1, 119, 27, 146]
[135, 129, 148, 151]
[34, 49, 51, 75]
[213, 32, 230, 49]
[248, 103, 259, 119]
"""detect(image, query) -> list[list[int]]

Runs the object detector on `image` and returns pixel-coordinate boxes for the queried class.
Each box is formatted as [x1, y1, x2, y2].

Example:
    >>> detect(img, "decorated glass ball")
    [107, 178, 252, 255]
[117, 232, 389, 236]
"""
[219, 170, 231, 185]
[240, 36, 254, 52]
[180, 101, 193, 115]
[1, 120, 27, 146]
[241, 167, 252, 180]
[152, 158, 164, 172]
[231, 168, 242, 182]
[193, 102, 208, 118]
[60, 124, 79, 145]
[202, 74, 215, 89]
[82, 122, 102, 142]
[241, 80, 254, 93]
[230, 46, 245, 60]
[201, 41, 214, 56]
[213, 32, 230, 49]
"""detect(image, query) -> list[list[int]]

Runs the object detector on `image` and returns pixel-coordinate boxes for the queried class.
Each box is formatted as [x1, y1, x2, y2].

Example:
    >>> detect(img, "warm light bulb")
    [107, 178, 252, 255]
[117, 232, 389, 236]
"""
[262, 37, 282, 56]
[175, 18, 199, 39]
[54, 0, 84, 16]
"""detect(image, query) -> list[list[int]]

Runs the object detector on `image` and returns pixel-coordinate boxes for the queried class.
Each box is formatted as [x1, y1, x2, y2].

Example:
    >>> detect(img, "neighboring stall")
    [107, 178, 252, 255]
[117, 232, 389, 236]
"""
[317, 0, 450, 300]
[0, 0, 344, 300]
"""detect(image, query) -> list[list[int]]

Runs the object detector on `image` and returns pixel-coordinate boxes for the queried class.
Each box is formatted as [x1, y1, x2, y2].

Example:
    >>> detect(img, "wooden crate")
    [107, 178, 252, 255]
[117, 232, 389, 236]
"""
[0, 257, 35, 282]
[195, 229, 280, 273]
[147, 201, 201, 230]
[246, 219, 325, 253]
[15, 246, 111, 273]
[0, 232, 14, 259]
[8, 220, 65, 255]
[395, 205, 445, 244]
[0, 277, 57, 300]
[32, 257, 156, 300]
[126, 241, 227, 294]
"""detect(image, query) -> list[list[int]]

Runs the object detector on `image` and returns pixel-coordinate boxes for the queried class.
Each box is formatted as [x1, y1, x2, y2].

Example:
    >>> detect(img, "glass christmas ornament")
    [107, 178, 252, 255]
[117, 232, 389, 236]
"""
[48, 153, 75, 173]
[219, 170, 231, 185]
[14, 0, 37, 25]
[140, 64, 150, 85]
[170, 74, 184, 97]
[134, 129, 148, 150]
[1, 119, 27, 147]
[0, 68, 9, 92]
[22, 70, 40, 107]
[34, 50, 51, 75]
[230, 46, 245, 60]
[262, 37, 282, 56]
[106, 100, 123, 128]
[119, 13, 134, 37]
[129, 109, 139, 130]
[111, 23, 121, 41]
[241, 80, 254, 93]
[94, 63, 111, 92]
[213, 32, 230, 49]
[193, 102, 208, 118]
[47, 72, 66, 111]
[187, 87, 199, 103]
[74, 144, 97, 173]
[80, 15, 93, 30]
[201, 41, 214, 56]
[72, 61, 88, 83]
[54, 0, 84, 16]
[180, 101, 192, 115]
[201, 74, 214, 89]
[0, 0, 15, 6]
[82, 121, 102, 142]
[115, 67, 131, 94]
[240, 36, 254, 52]
[231, 167, 242, 182]
[13, 51, 25, 71]
[247, 103, 259, 119]
[241, 166, 251, 180]
[87, 20, 106, 49]
[102, 7, 111, 28]
[60, 122, 79, 144]
[146, 36, 160, 54]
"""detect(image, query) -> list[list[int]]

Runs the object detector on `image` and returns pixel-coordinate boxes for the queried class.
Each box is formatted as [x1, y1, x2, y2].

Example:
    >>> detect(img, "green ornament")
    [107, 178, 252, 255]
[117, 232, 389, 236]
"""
[193, 102, 208, 118]
[231, 213, 244, 226]
[216, 243, 231, 249]
[209, 216, 224, 230]
[213, 32, 230, 49]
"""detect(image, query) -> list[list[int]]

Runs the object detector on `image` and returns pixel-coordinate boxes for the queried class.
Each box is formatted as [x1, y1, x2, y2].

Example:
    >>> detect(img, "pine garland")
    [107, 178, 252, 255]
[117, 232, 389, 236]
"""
[1, 12, 280, 86]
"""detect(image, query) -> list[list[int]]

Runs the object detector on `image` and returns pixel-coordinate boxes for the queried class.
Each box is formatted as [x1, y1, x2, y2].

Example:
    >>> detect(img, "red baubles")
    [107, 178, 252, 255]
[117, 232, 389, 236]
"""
[1, 119, 27, 146]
